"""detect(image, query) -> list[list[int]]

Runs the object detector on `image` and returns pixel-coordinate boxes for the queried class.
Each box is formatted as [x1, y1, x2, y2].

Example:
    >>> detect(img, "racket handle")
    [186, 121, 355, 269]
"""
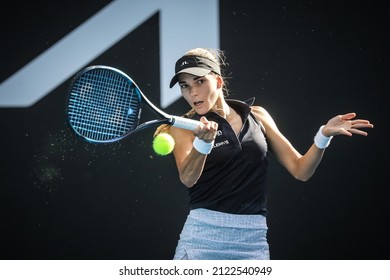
[172, 116, 201, 131]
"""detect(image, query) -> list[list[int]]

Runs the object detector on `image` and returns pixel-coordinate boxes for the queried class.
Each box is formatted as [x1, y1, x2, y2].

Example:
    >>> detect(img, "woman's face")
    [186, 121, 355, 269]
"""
[178, 73, 222, 115]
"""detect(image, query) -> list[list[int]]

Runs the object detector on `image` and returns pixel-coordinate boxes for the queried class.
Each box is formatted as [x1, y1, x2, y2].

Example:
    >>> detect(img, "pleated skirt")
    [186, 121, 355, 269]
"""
[173, 208, 270, 260]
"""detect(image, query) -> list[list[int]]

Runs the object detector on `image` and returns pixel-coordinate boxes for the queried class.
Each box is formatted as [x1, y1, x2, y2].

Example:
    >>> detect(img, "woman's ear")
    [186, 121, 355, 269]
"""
[216, 75, 223, 89]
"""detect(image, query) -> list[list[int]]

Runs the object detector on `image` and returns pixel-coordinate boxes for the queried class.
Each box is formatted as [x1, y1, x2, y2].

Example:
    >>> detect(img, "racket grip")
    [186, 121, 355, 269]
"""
[172, 116, 201, 131]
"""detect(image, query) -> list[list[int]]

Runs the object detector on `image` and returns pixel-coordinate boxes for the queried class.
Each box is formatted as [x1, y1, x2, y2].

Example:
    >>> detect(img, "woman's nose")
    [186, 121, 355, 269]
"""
[189, 87, 198, 96]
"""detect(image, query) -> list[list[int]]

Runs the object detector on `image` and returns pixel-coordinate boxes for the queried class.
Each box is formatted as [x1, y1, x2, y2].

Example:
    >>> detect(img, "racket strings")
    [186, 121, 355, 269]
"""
[68, 69, 140, 142]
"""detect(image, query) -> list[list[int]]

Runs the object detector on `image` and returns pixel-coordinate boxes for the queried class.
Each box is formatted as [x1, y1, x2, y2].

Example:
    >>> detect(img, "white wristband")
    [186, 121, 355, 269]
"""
[193, 137, 214, 155]
[314, 125, 333, 149]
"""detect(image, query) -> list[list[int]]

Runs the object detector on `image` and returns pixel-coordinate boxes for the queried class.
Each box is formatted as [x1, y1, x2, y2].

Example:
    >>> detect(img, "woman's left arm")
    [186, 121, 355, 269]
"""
[252, 107, 374, 181]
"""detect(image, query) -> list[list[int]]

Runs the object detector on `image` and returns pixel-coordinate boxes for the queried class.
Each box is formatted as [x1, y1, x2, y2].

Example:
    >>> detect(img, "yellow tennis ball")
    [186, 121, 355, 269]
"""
[153, 133, 175, 156]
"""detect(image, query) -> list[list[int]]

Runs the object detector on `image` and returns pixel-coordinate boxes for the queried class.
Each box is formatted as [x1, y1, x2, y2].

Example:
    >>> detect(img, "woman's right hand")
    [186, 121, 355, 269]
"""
[193, 116, 218, 143]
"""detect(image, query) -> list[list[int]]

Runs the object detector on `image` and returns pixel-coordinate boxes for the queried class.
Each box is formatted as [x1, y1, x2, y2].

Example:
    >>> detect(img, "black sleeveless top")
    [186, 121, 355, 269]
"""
[188, 98, 269, 216]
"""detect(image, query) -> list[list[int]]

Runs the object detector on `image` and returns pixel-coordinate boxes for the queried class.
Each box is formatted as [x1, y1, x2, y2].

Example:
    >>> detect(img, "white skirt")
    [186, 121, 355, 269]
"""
[173, 208, 270, 260]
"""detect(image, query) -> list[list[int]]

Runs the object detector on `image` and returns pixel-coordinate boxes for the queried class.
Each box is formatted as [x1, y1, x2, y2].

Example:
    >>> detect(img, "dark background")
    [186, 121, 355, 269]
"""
[0, 0, 388, 260]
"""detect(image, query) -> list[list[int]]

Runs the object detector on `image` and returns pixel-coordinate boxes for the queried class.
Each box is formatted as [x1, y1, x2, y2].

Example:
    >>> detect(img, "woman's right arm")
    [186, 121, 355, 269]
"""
[170, 117, 218, 188]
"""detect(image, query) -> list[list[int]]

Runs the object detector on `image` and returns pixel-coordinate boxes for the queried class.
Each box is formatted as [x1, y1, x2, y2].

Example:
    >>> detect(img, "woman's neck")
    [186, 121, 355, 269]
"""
[211, 98, 231, 119]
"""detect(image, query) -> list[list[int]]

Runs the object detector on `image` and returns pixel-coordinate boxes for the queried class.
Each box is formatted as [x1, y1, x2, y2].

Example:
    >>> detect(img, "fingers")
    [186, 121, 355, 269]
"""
[351, 120, 373, 128]
[342, 119, 373, 136]
[337, 128, 353, 137]
[349, 118, 374, 135]
[194, 116, 218, 143]
[326, 113, 373, 137]
[340, 113, 374, 127]
[349, 128, 368, 136]
[199, 116, 209, 125]
[340, 112, 356, 121]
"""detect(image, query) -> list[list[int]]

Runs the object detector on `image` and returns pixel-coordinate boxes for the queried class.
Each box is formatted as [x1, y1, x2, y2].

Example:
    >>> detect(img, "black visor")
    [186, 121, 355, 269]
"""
[169, 55, 221, 88]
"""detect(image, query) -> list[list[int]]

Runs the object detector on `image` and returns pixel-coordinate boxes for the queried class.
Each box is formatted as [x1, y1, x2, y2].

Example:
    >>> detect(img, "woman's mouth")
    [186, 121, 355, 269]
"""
[194, 101, 204, 107]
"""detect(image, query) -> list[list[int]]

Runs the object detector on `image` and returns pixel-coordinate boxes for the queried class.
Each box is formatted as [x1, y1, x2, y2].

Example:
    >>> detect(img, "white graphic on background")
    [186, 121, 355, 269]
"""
[0, 0, 219, 108]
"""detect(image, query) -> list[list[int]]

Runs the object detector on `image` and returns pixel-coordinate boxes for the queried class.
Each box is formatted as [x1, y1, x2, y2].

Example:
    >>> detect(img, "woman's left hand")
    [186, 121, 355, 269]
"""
[322, 112, 374, 137]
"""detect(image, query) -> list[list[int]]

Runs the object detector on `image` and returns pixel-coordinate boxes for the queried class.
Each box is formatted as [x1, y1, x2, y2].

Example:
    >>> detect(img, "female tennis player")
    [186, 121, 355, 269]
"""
[155, 47, 373, 260]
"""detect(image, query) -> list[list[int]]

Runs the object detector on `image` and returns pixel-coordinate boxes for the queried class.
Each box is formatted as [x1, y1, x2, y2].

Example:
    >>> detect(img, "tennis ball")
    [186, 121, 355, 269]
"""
[153, 133, 175, 156]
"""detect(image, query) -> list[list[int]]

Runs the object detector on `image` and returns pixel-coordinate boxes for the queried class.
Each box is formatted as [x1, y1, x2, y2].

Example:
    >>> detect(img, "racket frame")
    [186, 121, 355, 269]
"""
[66, 65, 200, 143]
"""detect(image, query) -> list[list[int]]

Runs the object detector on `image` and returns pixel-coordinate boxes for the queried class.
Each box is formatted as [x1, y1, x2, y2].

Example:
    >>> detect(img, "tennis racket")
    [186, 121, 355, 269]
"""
[66, 65, 200, 143]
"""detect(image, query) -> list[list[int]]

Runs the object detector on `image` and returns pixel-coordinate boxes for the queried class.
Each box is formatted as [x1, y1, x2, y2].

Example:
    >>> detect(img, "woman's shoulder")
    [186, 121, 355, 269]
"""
[250, 105, 271, 121]
[250, 105, 279, 135]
